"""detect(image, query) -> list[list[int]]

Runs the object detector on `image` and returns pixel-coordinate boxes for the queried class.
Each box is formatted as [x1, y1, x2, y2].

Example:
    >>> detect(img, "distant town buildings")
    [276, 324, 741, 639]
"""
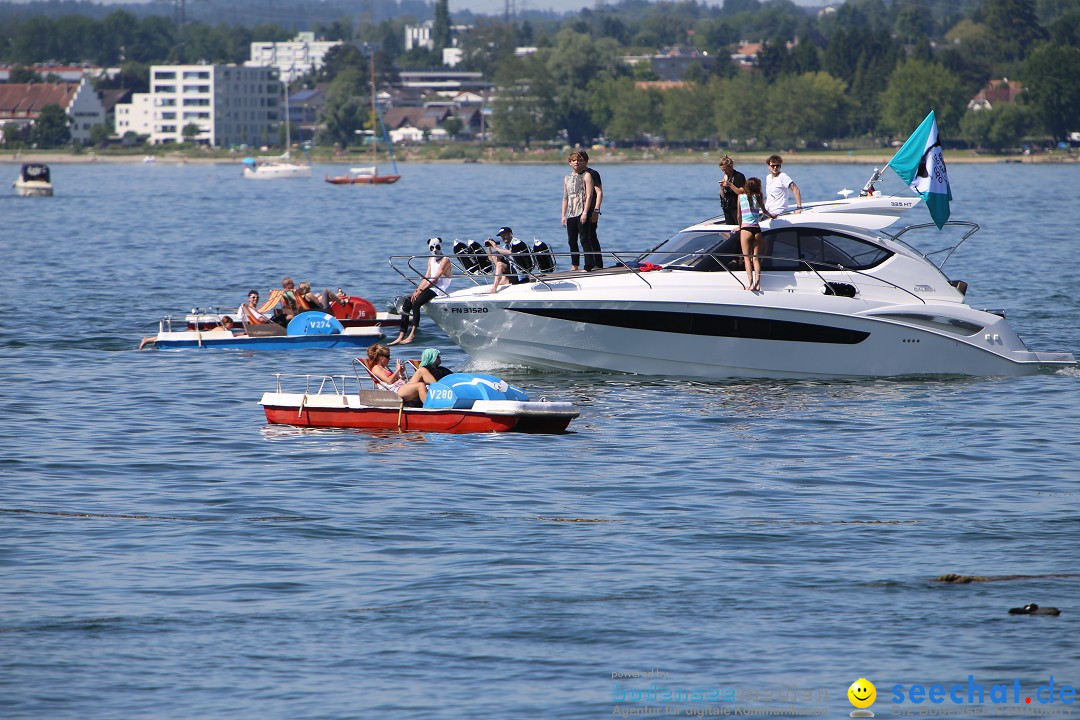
[649, 47, 718, 81]
[731, 42, 763, 69]
[248, 32, 342, 84]
[0, 77, 106, 143]
[0, 65, 116, 83]
[397, 70, 493, 94]
[113, 64, 279, 147]
[404, 21, 471, 52]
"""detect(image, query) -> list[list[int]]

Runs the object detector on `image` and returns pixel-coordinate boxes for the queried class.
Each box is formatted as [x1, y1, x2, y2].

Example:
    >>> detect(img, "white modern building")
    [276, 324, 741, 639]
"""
[114, 92, 153, 137]
[404, 22, 471, 52]
[136, 64, 279, 147]
[248, 32, 341, 84]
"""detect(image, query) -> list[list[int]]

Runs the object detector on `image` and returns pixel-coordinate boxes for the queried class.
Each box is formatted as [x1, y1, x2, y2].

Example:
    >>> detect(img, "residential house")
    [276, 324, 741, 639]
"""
[731, 42, 763, 69]
[0, 65, 115, 83]
[383, 104, 456, 142]
[0, 78, 107, 143]
[968, 79, 1024, 111]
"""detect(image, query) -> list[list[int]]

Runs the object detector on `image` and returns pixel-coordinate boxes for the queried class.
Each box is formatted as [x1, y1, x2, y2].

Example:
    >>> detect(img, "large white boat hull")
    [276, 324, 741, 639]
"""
[429, 281, 1073, 379]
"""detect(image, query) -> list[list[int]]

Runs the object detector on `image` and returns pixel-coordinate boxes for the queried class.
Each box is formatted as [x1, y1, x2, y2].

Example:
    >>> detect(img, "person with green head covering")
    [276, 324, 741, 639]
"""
[419, 348, 452, 380]
[420, 348, 439, 367]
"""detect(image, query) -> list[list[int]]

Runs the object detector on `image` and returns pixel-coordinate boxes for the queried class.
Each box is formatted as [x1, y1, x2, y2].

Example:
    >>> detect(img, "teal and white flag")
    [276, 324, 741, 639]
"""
[887, 110, 952, 229]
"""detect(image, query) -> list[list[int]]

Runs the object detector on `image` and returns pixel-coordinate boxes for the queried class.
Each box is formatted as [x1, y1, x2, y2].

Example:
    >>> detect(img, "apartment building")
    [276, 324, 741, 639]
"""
[138, 64, 279, 147]
[248, 32, 342, 84]
[114, 92, 153, 137]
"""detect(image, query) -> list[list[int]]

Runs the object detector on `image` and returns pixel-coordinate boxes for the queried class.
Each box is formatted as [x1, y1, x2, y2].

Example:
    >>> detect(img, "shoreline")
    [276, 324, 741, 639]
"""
[5, 150, 1077, 165]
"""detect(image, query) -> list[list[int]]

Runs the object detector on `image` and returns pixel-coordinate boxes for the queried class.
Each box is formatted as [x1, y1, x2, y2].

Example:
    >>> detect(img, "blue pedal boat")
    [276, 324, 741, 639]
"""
[147, 311, 382, 350]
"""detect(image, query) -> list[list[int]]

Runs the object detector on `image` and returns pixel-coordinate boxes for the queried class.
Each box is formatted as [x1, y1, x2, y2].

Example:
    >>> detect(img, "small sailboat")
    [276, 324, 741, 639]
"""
[244, 80, 312, 180]
[326, 57, 400, 185]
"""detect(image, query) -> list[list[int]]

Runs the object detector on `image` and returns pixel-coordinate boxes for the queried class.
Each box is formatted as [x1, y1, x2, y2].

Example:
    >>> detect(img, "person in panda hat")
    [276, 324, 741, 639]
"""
[388, 237, 453, 346]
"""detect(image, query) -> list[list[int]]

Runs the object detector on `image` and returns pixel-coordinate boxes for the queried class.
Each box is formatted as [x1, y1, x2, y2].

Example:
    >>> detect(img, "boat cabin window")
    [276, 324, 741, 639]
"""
[21, 164, 50, 182]
[762, 229, 892, 271]
[637, 231, 740, 271]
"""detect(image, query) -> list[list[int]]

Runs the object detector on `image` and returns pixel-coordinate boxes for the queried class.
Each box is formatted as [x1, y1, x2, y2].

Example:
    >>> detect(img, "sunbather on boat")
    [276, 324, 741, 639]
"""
[366, 343, 438, 404]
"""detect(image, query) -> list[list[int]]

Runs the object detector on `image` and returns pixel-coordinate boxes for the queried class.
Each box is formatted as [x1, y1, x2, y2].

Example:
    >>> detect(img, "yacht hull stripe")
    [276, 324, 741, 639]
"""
[510, 307, 869, 344]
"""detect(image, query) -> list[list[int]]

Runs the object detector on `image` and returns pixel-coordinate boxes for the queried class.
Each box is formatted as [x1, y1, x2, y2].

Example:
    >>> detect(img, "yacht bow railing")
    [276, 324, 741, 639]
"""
[889, 221, 980, 270]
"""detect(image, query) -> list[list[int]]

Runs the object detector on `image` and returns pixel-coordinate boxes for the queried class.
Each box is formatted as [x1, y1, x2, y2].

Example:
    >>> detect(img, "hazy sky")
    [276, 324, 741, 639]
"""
[11, 0, 824, 17]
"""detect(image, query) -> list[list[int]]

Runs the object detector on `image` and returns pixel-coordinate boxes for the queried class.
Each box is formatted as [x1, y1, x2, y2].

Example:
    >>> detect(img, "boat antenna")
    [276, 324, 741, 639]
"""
[282, 72, 291, 159]
[370, 53, 399, 176]
[860, 167, 883, 196]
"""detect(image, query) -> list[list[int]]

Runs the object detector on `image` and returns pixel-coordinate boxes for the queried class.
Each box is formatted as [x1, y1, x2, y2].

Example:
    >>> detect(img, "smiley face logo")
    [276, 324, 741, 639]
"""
[848, 678, 876, 709]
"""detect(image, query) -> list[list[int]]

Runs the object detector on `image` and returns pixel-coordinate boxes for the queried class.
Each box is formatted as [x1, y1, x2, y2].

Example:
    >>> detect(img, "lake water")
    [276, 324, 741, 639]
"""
[2, 159, 1078, 720]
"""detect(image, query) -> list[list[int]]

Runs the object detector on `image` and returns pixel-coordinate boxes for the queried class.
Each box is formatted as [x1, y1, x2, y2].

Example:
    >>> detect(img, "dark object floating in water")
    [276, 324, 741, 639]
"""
[935, 572, 1080, 583]
[1009, 603, 1060, 616]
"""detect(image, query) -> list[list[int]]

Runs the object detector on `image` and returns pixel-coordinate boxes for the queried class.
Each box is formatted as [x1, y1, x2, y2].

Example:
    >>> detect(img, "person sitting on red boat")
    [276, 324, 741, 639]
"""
[365, 343, 440, 405]
[418, 348, 452, 381]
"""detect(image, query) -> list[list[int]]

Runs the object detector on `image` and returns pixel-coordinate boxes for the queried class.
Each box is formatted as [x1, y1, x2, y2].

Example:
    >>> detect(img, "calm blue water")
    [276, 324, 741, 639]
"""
[2, 159, 1079, 719]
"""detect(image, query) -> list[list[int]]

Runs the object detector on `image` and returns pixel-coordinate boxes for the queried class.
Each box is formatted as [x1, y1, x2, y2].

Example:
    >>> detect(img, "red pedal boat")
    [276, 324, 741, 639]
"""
[260, 370, 578, 434]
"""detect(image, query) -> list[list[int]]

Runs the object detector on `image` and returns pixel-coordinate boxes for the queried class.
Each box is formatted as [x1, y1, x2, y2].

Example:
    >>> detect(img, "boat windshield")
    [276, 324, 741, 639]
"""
[762, 228, 892, 270]
[21, 163, 50, 182]
[637, 227, 893, 273]
[637, 230, 738, 269]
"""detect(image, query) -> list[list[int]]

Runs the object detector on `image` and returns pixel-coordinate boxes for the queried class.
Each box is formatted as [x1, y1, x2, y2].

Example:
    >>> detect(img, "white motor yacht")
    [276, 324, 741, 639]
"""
[402, 184, 1074, 380]
[13, 162, 53, 196]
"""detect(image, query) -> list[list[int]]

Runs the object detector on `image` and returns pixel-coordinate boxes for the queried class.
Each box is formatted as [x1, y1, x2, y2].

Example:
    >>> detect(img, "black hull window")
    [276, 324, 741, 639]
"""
[512, 308, 869, 344]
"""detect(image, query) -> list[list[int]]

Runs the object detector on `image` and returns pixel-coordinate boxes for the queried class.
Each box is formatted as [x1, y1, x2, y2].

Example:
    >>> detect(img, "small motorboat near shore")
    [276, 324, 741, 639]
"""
[145, 311, 381, 350]
[261, 367, 578, 434]
[13, 163, 53, 196]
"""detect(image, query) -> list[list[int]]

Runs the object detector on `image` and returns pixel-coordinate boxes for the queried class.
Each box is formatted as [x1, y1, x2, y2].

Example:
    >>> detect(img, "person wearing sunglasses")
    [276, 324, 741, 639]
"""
[764, 155, 802, 216]
[718, 155, 746, 225]
[365, 343, 438, 404]
[237, 290, 269, 324]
